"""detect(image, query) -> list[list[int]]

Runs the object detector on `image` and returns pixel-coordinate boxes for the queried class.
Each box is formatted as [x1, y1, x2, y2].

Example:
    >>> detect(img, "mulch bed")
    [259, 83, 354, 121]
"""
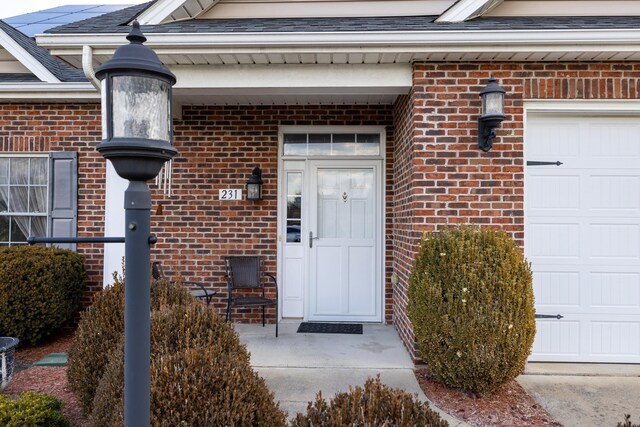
[3, 330, 86, 426]
[415, 369, 562, 427]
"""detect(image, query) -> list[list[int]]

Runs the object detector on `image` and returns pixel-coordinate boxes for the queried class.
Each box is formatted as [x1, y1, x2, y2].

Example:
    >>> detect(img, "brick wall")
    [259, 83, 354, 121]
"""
[0, 103, 104, 305]
[393, 61, 640, 360]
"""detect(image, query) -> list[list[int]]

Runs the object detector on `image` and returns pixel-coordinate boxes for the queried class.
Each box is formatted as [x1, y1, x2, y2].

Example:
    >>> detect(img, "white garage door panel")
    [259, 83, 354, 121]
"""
[526, 115, 640, 363]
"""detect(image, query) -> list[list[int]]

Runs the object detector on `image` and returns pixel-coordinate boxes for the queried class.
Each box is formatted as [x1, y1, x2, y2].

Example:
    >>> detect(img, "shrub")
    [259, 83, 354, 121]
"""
[90, 303, 287, 427]
[291, 376, 448, 427]
[0, 391, 70, 426]
[618, 415, 640, 427]
[67, 273, 195, 414]
[408, 226, 536, 394]
[0, 245, 86, 345]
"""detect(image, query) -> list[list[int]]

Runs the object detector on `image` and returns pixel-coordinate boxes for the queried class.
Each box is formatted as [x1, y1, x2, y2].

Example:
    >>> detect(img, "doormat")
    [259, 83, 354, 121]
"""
[297, 322, 363, 334]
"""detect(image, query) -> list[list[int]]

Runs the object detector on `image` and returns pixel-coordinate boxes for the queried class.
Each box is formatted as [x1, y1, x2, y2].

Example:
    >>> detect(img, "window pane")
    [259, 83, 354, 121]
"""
[31, 216, 46, 237]
[286, 220, 301, 243]
[112, 76, 170, 142]
[286, 173, 302, 196]
[9, 186, 28, 213]
[0, 216, 8, 242]
[10, 158, 28, 185]
[29, 187, 47, 213]
[356, 134, 380, 143]
[0, 159, 8, 184]
[287, 196, 301, 219]
[308, 134, 331, 155]
[10, 217, 27, 243]
[30, 158, 47, 185]
[0, 186, 7, 212]
[283, 134, 307, 155]
[333, 134, 355, 143]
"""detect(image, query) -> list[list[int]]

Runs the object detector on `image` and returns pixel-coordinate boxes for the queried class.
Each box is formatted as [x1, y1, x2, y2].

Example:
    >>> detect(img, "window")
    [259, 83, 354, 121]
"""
[0, 156, 48, 245]
[286, 172, 302, 243]
[0, 152, 77, 247]
[283, 133, 381, 156]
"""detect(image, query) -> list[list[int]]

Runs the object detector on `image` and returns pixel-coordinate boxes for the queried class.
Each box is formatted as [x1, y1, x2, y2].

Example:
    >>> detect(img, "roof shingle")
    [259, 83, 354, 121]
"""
[45, 2, 640, 34]
[0, 19, 86, 82]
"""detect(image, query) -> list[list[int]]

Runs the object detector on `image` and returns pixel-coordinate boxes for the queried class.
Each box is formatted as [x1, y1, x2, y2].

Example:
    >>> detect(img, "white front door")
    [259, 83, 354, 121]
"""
[308, 161, 382, 321]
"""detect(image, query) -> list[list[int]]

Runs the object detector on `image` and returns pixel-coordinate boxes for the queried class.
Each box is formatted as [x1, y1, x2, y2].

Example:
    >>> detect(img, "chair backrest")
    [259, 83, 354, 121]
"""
[152, 261, 164, 280]
[225, 256, 261, 289]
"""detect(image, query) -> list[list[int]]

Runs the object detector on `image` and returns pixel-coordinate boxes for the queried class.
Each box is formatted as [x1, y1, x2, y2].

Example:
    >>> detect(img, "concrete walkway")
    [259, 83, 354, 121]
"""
[235, 322, 468, 426]
[518, 363, 640, 427]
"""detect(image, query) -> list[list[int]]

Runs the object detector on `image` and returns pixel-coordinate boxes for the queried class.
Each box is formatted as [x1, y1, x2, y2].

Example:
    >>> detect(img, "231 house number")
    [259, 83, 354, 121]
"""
[219, 189, 242, 200]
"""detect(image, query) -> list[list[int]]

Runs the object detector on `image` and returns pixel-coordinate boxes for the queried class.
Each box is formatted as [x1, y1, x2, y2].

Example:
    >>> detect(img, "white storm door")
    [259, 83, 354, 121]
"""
[308, 161, 381, 322]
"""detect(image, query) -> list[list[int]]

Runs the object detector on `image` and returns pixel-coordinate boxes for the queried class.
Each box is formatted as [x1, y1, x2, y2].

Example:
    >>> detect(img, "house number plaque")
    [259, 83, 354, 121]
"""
[219, 189, 243, 200]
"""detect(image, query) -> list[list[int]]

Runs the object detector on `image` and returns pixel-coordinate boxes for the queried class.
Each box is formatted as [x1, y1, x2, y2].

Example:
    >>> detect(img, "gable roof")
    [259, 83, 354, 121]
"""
[0, 19, 86, 83]
[136, 0, 219, 25]
[45, 3, 640, 34]
[437, 0, 503, 22]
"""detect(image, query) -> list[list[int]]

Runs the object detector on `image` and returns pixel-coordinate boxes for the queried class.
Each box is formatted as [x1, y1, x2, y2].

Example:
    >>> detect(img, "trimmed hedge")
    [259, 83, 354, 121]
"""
[90, 303, 287, 427]
[0, 246, 86, 345]
[67, 274, 195, 414]
[291, 376, 448, 427]
[408, 227, 536, 394]
[0, 391, 70, 427]
[618, 415, 640, 427]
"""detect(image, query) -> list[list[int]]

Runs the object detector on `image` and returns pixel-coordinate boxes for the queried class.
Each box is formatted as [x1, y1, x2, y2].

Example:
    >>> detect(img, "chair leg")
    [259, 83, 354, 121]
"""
[262, 305, 265, 327]
[226, 298, 231, 322]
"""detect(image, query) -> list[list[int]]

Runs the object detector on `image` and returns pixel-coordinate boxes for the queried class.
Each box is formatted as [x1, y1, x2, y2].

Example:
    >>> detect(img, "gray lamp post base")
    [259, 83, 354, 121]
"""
[124, 180, 152, 426]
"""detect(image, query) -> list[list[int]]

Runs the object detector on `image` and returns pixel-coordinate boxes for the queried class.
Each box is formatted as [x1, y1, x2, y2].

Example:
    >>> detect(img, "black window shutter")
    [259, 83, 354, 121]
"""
[48, 152, 78, 250]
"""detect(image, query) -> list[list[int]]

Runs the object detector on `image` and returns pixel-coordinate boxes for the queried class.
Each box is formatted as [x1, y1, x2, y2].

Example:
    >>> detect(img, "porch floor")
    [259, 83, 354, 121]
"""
[234, 321, 468, 425]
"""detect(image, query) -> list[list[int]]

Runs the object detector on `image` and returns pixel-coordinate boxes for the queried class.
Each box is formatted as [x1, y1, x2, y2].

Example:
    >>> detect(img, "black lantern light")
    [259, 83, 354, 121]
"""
[246, 167, 263, 201]
[94, 21, 177, 427]
[95, 21, 177, 180]
[478, 75, 506, 152]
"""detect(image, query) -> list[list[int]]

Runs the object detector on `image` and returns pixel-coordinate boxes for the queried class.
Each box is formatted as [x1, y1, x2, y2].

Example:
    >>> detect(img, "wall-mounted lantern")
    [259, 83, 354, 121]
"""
[478, 75, 506, 152]
[246, 167, 263, 201]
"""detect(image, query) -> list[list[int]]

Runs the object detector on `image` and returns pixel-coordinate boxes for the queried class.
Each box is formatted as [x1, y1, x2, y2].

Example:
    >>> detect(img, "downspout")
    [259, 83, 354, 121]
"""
[82, 45, 101, 89]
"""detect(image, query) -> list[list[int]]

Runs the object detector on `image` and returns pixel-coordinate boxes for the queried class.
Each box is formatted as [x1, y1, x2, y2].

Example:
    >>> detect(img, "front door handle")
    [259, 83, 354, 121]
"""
[309, 231, 320, 248]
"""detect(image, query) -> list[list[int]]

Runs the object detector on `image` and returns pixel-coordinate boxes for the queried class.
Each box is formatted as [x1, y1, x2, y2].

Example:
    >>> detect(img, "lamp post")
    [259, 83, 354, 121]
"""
[95, 21, 177, 426]
[478, 75, 506, 152]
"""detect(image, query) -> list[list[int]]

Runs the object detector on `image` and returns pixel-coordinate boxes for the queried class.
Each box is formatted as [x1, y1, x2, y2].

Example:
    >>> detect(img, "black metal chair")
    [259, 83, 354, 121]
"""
[151, 261, 217, 305]
[224, 256, 278, 337]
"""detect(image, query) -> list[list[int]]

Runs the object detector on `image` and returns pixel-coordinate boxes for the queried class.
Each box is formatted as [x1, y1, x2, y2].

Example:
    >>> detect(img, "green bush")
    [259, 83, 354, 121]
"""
[291, 376, 448, 427]
[0, 246, 86, 345]
[408, 226, 536, 394]
[0, 391, 70, 426]
[67, 273, 196, 414]
[618, 415, 640, 427]
[90, 303, 287, 427]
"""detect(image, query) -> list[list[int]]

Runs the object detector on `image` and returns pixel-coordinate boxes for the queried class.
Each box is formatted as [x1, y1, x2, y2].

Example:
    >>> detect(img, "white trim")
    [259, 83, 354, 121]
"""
[437, 0, 503, 22]
[524, 99, 640, 115]
[38, 28, 640, 55]
[0, 82, 99, 100]
[172, 64, 411, 91]
[0, 28, 60, 83]
[136, 0, 186, 25]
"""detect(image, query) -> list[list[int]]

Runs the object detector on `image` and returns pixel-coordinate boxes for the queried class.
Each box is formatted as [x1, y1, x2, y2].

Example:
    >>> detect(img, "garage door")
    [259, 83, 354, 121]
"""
[526, 114, 640, 363]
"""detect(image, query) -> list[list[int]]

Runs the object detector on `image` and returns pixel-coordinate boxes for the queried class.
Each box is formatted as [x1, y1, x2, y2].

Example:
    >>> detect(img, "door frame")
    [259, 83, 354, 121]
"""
[276, 125, 386, 322]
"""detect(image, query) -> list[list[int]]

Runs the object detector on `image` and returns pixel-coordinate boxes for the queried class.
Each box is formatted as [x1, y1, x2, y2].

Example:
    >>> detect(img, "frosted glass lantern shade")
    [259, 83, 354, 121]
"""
[482, 91, 504, 117]
[111, 75, 170, 142]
